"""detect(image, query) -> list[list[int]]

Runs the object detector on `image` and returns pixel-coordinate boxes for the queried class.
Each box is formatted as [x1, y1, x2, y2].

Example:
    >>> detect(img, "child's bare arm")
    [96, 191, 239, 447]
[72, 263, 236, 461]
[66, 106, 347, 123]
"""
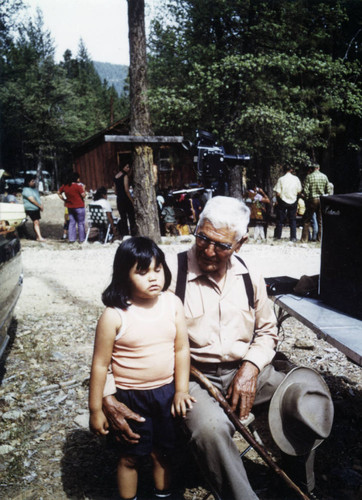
[171, 296, 196, 418]
[89, 308, 120, 435]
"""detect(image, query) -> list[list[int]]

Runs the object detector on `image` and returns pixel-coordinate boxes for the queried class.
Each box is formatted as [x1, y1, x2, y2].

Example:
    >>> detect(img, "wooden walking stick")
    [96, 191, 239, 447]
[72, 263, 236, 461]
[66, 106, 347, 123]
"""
[190, 365, 310, 500]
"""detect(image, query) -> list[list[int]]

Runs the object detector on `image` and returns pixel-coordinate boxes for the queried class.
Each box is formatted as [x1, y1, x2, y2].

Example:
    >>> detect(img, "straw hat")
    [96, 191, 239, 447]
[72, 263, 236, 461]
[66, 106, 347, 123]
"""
[268, 367, 334, 456]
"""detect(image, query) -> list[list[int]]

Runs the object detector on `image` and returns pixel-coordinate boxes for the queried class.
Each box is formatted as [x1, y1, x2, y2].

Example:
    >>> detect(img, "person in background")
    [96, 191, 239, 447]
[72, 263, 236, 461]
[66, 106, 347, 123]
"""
[245, 184, 270, 240]
[114, 163, 136, 237]
[156, 189, 166, 235]
[89, 237, 194, 500]
[176, 212, 191, 236]
[273, 165, 302, 242]
[189, 192, 203, 226]
[57, 190, 69, 241]
[3, 184, 19, 203]
[22, 174, 46, 242]
[57, 172, 86, 243]
[62, 207, 69, 240]
[161, 197, 178, 236]
[301, 163, 331, 243]
[90, 186, 116, 240]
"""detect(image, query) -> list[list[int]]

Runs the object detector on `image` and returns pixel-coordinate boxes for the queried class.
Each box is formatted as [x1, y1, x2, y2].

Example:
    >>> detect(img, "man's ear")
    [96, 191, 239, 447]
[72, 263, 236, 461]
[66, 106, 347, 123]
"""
[235, 234, 248, 253]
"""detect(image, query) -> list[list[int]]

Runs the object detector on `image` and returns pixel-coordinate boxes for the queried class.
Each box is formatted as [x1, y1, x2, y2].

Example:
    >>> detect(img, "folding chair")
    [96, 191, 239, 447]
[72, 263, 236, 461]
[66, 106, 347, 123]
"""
[84, 205, 112, 244]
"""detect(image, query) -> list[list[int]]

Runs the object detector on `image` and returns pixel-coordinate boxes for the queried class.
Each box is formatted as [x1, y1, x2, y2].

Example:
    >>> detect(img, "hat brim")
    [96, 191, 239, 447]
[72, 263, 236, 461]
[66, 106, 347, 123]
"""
[268, 367, 333, 456]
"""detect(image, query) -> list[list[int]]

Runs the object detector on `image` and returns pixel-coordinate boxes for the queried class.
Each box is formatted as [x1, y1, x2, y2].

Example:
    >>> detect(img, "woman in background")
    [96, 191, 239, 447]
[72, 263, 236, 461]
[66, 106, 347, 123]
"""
[113, 163, 136, 237]
[58, 172, 86, 243]
[22, 174, 46, 242]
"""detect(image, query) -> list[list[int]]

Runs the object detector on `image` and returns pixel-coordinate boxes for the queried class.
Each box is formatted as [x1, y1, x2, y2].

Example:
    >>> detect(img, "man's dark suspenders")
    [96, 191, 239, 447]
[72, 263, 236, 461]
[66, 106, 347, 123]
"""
[175, 251, 188, 304]
[175, 251, 255, 309]
[235, 255, 255, 310]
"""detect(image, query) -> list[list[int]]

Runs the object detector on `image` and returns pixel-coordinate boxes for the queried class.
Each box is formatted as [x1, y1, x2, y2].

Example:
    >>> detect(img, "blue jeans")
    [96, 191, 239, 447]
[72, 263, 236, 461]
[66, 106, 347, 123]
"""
[68, 207, 86, 242]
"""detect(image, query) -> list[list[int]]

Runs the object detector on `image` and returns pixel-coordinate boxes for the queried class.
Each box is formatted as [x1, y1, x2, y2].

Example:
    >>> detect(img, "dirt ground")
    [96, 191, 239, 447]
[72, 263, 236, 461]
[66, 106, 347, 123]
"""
[0, 194, 361, 500]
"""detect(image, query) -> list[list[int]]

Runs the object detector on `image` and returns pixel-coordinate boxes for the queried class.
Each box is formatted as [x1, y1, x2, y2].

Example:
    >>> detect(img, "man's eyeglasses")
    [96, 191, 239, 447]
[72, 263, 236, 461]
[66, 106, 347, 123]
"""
[194, 231, 233, 253]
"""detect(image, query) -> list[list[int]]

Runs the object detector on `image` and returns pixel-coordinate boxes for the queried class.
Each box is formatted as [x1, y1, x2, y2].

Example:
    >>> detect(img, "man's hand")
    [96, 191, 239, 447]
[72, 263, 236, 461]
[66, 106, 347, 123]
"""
[102, 395, 145, 443]
[226, 361, 259, 420]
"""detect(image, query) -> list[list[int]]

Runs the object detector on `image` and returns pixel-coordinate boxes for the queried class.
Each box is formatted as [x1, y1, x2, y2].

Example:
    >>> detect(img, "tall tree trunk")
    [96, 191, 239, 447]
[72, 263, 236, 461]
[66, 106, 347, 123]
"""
[228, 164, 243, 199]
[127, 0, 160, 241]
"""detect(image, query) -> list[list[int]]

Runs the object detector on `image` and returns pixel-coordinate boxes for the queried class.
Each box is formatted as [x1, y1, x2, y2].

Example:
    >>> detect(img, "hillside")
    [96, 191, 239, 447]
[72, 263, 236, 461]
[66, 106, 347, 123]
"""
[93, 61, 128, 96]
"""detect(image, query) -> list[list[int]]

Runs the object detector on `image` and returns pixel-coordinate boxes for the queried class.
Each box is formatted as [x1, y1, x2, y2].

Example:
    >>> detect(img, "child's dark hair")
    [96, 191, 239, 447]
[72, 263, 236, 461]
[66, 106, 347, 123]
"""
[102, 237, 171, 309]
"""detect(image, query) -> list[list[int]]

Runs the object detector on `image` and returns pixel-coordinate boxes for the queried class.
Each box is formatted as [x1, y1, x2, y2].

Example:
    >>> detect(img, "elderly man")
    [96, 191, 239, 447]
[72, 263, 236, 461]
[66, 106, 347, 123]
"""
[102, 196, 333, 500]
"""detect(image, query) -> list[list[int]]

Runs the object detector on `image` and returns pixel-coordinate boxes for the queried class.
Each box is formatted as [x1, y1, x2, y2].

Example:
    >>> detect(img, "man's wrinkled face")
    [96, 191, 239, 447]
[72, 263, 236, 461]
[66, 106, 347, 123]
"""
[195, 220, 242, 275]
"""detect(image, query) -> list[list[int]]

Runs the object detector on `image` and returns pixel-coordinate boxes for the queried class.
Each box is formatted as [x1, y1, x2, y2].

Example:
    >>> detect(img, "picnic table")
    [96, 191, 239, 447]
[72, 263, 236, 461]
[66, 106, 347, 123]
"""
[270, 293, 362, 366]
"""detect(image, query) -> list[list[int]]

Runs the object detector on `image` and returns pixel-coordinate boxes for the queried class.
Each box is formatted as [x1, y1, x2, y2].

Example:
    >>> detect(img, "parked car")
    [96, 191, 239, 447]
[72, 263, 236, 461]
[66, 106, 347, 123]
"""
[6, 169, 52, 192]
[0, 231, 23, 358]
[0, 170, 23, 359]
[19, 170, 52, 192]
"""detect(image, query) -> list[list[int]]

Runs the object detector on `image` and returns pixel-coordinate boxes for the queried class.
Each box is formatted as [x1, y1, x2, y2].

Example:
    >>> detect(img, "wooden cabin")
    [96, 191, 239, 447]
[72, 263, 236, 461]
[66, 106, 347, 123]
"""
[72, 119, 197, 191]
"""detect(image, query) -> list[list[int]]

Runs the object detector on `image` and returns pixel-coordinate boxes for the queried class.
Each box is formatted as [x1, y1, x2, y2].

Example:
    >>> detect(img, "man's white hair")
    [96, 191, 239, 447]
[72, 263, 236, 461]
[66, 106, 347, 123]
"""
[198, 196, 250, 240]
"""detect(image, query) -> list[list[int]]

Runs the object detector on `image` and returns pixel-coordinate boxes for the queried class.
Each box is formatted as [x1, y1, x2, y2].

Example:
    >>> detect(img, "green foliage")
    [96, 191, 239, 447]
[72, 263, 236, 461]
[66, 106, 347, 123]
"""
[148, 0, 362, 191]
[0, 7, 128, 182]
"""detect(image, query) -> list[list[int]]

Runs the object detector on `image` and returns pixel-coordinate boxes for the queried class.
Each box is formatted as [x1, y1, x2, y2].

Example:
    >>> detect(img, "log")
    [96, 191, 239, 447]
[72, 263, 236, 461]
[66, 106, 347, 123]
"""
[190, 365, 310, 500]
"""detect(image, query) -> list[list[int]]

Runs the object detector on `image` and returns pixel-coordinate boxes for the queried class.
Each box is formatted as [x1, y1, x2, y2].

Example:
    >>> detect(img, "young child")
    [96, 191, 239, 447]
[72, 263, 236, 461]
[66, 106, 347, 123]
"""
[89, 237, 195, 500]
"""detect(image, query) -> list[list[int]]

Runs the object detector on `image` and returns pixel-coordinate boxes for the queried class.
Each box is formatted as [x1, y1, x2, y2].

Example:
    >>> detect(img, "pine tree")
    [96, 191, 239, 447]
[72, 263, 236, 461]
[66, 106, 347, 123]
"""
[128, 0, 160, 240]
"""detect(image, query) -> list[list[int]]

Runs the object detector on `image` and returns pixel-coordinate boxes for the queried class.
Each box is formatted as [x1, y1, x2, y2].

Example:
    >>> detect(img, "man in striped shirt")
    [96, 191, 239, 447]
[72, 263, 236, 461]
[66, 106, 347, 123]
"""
[301, 164, 331, 243]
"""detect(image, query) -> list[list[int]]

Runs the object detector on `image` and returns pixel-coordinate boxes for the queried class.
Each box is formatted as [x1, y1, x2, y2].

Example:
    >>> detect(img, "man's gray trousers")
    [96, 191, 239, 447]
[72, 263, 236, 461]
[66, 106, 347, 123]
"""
[184, 364, 285, 500]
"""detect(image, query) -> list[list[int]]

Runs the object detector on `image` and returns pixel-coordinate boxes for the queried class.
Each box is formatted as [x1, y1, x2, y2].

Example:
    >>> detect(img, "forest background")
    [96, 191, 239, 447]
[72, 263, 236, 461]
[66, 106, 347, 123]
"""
[0, 0, 361, 195]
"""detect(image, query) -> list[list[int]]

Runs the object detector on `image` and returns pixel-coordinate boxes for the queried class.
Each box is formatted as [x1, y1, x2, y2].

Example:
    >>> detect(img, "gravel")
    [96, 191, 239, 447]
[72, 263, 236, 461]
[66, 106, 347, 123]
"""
[0, 194, 361, 500]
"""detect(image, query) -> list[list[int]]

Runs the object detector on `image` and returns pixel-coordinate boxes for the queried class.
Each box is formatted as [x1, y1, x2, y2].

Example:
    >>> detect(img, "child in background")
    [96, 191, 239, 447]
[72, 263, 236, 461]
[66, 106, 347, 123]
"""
[245, 185, 270, 240]
[62, 207, 69, 240]
[89, 237, 195, 500]
[161, 198, 178, 236]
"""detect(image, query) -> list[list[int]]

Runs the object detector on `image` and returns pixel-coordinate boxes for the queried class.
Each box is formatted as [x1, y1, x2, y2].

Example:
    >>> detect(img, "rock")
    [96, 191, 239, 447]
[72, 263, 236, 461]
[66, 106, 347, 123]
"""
[35, 384, 60, 393]
[294, 337, 315, 349]
[51, 351, 66, 361]
[53, 390, 68, 404]
[0, 444, 15, 455]
[3, 392, 18, 403]
[74, 412, 90, 429]
[35, 423, 51, 434]
[2, 409, 24, 421]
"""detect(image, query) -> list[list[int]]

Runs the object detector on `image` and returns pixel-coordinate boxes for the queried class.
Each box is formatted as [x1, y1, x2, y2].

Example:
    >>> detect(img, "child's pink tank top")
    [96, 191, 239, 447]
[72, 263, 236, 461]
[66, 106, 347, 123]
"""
[112, 291, 177, 390]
